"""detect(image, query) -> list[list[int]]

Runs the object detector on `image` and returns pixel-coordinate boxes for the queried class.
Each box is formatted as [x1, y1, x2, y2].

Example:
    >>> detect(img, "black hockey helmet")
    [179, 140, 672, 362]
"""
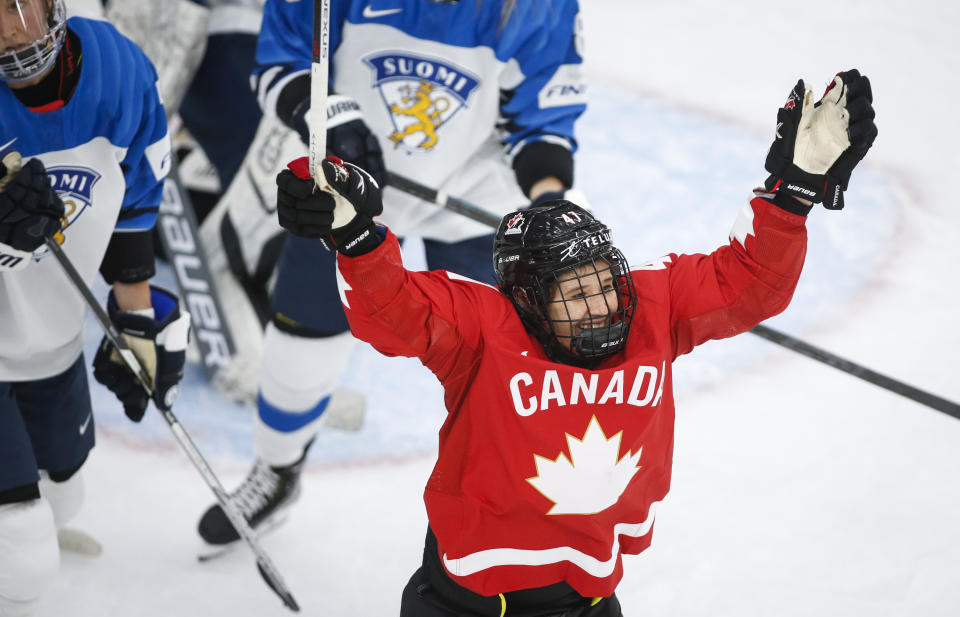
[494, 200, 637, 367]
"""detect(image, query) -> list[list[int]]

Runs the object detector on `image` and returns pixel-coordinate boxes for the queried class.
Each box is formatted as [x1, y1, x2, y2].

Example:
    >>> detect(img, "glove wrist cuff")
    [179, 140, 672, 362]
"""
[765, 172, 825, 203]
[331, 221, 382, 257]
[755, 188, 813, 217]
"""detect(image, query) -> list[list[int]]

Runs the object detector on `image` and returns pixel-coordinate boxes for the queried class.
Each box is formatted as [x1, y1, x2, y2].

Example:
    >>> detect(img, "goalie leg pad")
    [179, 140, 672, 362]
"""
[107, 0, 210, 116]
[0, 498, 59, 616]
[254, 326, 357, 467]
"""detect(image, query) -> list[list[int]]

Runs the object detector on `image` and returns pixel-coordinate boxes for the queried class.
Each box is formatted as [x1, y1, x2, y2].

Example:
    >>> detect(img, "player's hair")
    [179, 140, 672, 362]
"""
[493, 201, 637, 367]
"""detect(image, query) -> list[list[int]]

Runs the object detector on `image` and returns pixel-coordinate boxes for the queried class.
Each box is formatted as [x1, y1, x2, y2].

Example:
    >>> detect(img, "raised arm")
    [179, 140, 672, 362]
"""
[274, 155, 489, 379]
[666, 69, 877, 357]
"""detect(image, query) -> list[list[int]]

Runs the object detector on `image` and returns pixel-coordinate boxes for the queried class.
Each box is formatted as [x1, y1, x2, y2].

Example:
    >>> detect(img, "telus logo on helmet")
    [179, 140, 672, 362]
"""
[559, 230, 611, 262]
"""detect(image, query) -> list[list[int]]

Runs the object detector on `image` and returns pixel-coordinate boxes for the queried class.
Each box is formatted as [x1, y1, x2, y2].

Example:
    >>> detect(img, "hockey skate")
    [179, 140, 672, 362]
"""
[197, 451, 307, 561]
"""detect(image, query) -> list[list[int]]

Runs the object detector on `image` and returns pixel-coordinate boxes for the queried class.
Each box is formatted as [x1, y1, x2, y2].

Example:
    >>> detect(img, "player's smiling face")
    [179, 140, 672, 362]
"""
[546, 259, 619, 354]
[0, 0, 48, 53]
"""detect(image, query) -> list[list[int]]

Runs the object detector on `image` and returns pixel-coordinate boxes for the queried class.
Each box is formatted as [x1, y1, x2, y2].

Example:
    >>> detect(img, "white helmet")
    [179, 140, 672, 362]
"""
[0, 0, 67, 85]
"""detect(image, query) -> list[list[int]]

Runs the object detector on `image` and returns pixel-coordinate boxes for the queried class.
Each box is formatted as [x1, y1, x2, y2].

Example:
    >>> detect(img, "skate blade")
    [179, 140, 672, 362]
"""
[58, 528, 103, 557]
[196, 511, 289, 562]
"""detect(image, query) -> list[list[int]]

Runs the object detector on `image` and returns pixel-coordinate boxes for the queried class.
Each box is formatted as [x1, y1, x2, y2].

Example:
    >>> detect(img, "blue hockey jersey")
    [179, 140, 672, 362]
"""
[254, 0, 585, 240]
[0, 15, 170, 380]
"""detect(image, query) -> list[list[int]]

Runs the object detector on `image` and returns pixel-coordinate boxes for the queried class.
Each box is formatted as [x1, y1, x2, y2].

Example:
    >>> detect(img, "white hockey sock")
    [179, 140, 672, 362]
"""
[254, 325, 357, 467]
[38, 470, 84, 530]
[0, 499, 59, 617]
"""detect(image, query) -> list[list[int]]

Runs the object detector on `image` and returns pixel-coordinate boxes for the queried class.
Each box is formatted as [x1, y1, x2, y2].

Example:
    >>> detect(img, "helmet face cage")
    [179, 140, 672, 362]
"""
[538, 248, 637, 365]
[0, 0, 66, 85]
[494, 201, 638, 367]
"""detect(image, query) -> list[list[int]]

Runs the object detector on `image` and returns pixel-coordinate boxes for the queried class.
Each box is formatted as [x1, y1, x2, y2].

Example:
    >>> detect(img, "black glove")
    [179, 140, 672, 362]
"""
[0, 154, 65, 258]
[276, 156, 384, 256]
[764, 69, 877, 211]
[290, 94, 387, 188]
[93, 286, 191, 422]
[530, 190, 566, 209]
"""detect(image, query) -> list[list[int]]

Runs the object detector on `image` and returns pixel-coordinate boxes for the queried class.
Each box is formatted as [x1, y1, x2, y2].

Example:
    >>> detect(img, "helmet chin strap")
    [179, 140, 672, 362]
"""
[571, 321, 629, 358]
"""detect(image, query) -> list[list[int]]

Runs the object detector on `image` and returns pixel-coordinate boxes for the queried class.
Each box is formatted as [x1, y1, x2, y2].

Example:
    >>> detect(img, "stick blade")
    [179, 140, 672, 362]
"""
[258, 561, 301, 612]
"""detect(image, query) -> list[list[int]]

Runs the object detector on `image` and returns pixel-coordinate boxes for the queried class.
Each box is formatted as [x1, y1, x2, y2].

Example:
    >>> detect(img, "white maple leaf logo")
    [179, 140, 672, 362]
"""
[527, 416, 642, 515]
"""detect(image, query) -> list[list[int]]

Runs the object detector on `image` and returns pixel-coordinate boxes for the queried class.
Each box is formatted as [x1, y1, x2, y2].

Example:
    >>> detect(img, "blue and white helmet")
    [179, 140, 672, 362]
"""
[0, 0, 67, 85]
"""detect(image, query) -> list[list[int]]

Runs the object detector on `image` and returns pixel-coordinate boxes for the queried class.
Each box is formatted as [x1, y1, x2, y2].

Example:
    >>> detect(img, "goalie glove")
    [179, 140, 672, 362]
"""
[276, 156, 383, 256]
[92, 286, 191, 422]
[0, 153, 65, 271]
[764, 69, 877, 210]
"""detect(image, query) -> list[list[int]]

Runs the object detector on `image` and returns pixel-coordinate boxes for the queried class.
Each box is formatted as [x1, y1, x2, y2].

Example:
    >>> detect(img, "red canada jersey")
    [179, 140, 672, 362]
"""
[337, 196, 807, 597]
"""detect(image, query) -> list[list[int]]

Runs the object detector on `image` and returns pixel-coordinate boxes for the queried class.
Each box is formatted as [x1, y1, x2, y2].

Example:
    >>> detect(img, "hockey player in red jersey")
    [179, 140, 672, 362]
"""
[274, 69, 876, 616]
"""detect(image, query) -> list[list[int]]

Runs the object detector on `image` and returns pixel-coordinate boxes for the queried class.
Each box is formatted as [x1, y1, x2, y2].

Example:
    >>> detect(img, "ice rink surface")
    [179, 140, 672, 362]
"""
[39, 1, 960, 615]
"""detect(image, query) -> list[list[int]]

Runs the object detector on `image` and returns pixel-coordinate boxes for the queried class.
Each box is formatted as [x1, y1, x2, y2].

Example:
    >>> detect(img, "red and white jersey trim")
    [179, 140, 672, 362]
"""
[442, 502, 660, 578]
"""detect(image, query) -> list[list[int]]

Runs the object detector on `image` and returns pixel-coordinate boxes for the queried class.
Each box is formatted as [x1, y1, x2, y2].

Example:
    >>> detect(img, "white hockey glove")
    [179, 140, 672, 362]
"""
[0, 152, 65, 272]
[763, 69, 877, 210]
[276, 156, 383, 256]
[92, 286, 191, 422]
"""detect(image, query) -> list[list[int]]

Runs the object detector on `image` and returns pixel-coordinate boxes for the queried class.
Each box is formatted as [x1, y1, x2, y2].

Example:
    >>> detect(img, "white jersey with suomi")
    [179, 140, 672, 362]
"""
[332, 24, 531, 240]
[255, 0, 586, 241]
[0, 16, 170, 381]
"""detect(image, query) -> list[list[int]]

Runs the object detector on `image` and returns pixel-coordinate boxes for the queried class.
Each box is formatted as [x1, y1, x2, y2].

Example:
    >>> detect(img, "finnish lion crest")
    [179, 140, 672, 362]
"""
[35, 166, 101, 257]
[364, 52, 480, 154]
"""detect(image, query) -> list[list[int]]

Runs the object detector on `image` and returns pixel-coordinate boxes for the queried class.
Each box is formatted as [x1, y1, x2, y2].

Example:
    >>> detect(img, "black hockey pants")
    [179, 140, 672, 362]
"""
[400, 529, 624, 617]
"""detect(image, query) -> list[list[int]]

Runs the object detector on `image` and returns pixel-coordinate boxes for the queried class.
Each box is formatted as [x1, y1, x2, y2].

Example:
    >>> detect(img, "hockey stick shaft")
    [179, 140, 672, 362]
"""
[385, 173, 960, 420]
[750, 324, 960, 419]
[45, 238, 152, 391]
[45, 238, 301, 612]
[309, 0, 331, 186]
[386, 171, 502, 228]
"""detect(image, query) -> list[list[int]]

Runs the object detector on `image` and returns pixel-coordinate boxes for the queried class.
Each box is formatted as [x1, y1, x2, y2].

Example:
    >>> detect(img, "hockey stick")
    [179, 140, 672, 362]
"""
[386, 171, 502, 228]
[749, 324, 959, 419]
[309, 0, 331, 186]
[44, 237, 301, 612]
[385, 171, 960, 420]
